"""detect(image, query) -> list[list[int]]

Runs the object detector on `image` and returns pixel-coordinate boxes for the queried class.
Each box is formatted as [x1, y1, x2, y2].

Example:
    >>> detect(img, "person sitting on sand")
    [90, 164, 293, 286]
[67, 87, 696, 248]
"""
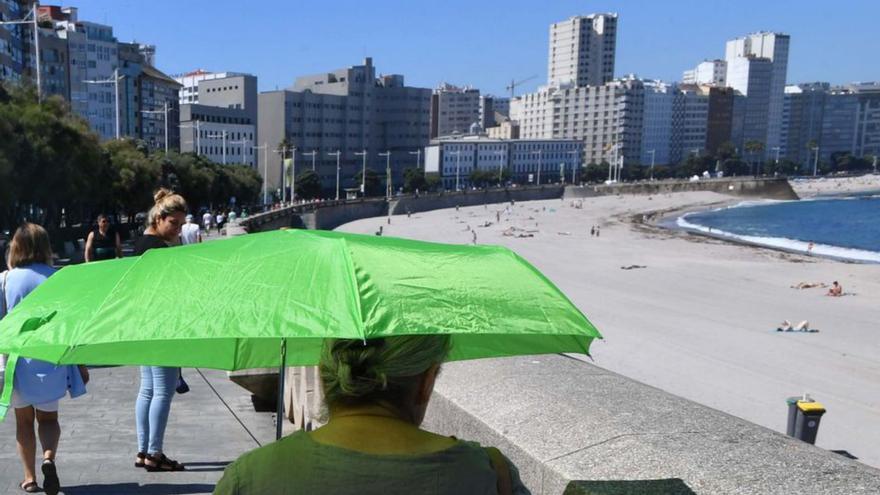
[827, 281, 843, 297]
[777, 320, 819, 333]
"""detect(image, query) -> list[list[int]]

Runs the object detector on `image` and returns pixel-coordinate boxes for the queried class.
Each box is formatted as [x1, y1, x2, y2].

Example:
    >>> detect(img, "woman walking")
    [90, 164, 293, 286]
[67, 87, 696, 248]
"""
[84, 214, 122, 262]
[2, 223, 88, 494]
[133, 188, 187, 472]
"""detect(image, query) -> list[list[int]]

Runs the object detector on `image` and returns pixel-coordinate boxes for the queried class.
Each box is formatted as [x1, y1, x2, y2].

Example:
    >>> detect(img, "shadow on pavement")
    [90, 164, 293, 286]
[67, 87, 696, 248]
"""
[181, 460, 232, 472]
[62, 483, 215, 494]
[564, 478, 696, 494]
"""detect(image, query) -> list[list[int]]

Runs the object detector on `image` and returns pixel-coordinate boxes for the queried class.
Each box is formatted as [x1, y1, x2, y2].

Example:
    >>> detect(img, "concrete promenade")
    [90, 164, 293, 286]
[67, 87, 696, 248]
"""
[0, 366, 274, 494]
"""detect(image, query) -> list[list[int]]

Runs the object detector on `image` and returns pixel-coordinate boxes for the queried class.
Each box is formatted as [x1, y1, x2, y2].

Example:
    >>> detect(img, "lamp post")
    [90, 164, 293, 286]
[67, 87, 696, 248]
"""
[84, 68, 124, 139]
[141, 101, 170, 154]
[1, 3, 41, 101]
[231, 138, 249, 164]
[448, 150, 461, 191]
[812, 146, 820, 177]
[354, 150, 368, 195]
[327, 150, 341, 200]
[206, 130, 228, 164]
[409, 149, 422, 170]
[494, 150, 505, 183]
[303, 150, 317, 171]
[274, 143, 294, 203]
[251, 143, 269, 204]
[179, 121, 202, 155]
[771, 146, 781, 175]
[531, 150, 543, 185]
[379, 151, 392, 200]
[647, 149, 656, 181]
[567, 150, 579, 184]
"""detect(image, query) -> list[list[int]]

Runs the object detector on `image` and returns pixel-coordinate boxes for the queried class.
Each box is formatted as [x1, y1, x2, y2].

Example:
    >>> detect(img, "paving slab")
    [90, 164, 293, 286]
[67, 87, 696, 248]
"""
[0, 367, 275, 494]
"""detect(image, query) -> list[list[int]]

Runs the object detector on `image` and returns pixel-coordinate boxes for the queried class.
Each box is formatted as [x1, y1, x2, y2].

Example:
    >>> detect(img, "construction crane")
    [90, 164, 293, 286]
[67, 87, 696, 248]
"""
[506, 75, 538, 99]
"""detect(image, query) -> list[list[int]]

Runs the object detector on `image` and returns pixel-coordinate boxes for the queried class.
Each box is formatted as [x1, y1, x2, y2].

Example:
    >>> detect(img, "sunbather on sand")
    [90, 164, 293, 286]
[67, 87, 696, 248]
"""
[790, 282, 827, 289]
[776, 320, 819, 332]
[827, 281, 843, 297]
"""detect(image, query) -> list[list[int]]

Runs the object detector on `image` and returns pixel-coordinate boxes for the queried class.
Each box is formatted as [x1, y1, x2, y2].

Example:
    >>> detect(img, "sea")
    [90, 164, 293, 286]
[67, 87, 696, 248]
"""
[675, 192, 880, 263]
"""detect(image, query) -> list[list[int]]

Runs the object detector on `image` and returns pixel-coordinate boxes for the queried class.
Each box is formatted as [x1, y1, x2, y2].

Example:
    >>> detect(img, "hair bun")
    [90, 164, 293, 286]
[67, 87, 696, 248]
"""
[153, 187, 173, 204]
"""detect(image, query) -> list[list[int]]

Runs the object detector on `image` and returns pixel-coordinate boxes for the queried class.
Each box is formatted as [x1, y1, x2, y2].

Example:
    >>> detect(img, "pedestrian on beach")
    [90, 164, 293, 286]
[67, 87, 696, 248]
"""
[84, 214, 122, 262]
[180, 214, 202, 245]
[590, 226, 595, 237]
[596, 226, 600, 237]
[133, 188, 187, 472]
[202, 211, 212, 235]
[472, 230, 477, 245]
[214, 335, 530, 495]
[2, 223, 88, 494]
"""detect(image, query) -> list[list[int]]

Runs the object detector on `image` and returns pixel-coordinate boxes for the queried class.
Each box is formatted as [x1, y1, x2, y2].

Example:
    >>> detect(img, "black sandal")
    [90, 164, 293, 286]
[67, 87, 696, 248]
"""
[144, 453, 185, 472]
[42, 459, 60, 495]
[135, 452, 147, 468]
[19, 480, 39, 493]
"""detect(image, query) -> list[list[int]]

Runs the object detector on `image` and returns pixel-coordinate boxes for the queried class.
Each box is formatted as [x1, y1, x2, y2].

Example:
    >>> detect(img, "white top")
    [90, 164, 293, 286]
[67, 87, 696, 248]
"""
[202, 212, 212, 226]
[181, 223, 201, 245]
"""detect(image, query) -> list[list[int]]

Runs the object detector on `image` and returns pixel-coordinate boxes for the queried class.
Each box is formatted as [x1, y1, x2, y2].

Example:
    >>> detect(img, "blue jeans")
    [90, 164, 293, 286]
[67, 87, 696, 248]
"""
[135, 366, 178, 454]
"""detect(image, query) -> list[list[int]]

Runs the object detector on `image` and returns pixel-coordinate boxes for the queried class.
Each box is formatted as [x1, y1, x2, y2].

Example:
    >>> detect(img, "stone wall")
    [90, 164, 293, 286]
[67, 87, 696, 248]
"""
[564, 178, 799, 200]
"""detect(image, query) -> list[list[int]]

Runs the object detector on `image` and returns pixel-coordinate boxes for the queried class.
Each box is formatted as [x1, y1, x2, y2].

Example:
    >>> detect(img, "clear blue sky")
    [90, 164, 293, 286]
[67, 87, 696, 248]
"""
[60, 0, 878, 95]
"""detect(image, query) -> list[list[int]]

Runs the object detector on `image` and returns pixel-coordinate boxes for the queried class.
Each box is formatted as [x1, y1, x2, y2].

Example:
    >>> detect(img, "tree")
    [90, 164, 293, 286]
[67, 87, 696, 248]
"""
[104, 139, 161, 220]
[468, 169, 503, 188]
[354, 167, 383, 197]
[744, 140, 765, 176]
[581, 163, 607, 183]
[715, 141, 738, 161]
[402, 167, 428, 193]
[295, 169, 322, 200]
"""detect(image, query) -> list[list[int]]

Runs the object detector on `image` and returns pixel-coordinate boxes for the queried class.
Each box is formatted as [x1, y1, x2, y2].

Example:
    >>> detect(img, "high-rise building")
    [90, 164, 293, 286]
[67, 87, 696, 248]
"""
[138, 64, 181, 152]
[725, 32, 790, 158]
[682, 60, 726, 86]
[547, 13, 617, 88]
[258, 58, 430, 196]
[640, 80, 674, 165]
[704, 86, 736, 157]
[670, 84, 709, 164]
[725, 56, 773, 152]
[781, 83, 828, 166]
[479, 94, 509, 129]
[430, 83, 480, 138]
[0, 0, 28, 83]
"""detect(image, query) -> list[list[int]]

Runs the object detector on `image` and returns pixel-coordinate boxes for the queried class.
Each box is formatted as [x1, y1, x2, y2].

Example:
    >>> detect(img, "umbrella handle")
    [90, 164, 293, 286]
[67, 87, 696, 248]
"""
[275, 339, 287, 440]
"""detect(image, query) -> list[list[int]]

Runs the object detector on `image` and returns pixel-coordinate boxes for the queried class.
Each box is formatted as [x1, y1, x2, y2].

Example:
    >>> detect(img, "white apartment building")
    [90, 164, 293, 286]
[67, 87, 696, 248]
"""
[725, 32, 790, 158]
[424, 136, 583, 189]
[430, 83, 481, 138]
[547, 13, 617, 88]
[174, 70, 248, 104]
[682, 60, 726, 86]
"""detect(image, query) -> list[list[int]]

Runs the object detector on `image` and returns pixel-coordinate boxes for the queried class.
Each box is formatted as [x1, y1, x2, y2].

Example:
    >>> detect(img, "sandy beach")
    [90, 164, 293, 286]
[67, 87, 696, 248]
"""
[790, 174, 880, 197]
[337, 183, 880, 467]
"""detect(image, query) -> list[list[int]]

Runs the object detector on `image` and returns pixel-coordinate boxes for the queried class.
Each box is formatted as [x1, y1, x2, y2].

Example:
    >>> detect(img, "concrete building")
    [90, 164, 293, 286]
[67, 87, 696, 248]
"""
[430, 83, 480, 138]
[173, 69, 250, 105]
[258, 57, 430, 198]
[424, 135, 583, 189]
[725, 32, 790, 158]
[781, 83, 828, 166]
[0, 0, 28, 84]
[179, 73, 258, 167]
[486, 120, 519, 140]
[479, 94, 510, 128]
[547, 13, 617, 88]
[517, 76, 644, 165]
[704, 86, 736, 156]
[682, 60, 726, 86]
[640, 80, 674, 166]
[138, 64, 181, 152]
[726, 55, 773, 152]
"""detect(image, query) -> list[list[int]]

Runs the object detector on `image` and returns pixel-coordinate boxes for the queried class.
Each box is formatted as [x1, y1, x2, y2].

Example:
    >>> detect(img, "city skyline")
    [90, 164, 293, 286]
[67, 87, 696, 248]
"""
[58, 0, 879, 94]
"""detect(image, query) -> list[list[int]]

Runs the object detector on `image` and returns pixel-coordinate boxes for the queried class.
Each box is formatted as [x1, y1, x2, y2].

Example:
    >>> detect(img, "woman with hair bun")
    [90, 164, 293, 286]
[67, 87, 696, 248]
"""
[214, 335, 530, 495]
[132, 188, 187, 472]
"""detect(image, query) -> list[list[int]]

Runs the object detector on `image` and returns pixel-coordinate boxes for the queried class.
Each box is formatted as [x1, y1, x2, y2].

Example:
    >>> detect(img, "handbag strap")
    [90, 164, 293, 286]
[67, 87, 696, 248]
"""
[485, 447, 513, 495]
[0, 270, 7, 318]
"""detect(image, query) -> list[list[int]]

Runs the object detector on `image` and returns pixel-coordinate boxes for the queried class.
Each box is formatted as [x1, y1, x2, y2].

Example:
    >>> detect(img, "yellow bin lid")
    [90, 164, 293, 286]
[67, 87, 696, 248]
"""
[797, 401, 826, 414]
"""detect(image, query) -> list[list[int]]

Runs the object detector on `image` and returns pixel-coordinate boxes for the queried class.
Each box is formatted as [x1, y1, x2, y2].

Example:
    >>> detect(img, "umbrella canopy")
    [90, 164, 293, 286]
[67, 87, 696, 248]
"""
[0, 229, 600, 368]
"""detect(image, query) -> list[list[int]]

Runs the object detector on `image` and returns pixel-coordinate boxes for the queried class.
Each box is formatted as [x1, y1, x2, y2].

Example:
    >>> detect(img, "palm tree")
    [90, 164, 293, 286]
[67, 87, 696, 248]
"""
[744, 140, 765, 176]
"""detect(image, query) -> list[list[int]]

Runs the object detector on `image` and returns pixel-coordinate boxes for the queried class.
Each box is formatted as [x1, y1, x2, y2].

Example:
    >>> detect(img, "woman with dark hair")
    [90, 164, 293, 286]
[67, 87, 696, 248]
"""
[133, 189, 188, 472]
[1, 223, 88, 494]
[84, 214, 122, 262]
[214, 335, 530, 495]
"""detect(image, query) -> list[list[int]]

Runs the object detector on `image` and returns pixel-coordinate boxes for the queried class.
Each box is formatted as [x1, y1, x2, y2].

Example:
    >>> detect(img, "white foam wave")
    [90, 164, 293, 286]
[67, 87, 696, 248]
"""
[676, 215, 880, 263]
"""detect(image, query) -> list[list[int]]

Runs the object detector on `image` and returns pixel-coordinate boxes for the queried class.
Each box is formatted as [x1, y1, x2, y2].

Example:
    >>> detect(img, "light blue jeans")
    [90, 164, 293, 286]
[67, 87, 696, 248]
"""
[135, 366, 178, 454]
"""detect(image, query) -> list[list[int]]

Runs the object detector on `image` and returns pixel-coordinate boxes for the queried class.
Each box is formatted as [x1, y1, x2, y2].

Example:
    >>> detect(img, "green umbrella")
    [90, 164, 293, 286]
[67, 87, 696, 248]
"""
[0, 229, 601, 429]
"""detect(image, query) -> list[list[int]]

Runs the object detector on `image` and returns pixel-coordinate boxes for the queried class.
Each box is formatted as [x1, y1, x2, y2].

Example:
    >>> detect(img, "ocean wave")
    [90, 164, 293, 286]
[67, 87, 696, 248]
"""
[676, 215, 880, 263]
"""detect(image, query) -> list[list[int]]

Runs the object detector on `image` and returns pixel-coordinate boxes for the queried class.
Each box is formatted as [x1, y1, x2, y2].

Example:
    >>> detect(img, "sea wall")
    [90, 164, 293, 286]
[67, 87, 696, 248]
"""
[423, 355, 880, 494]
[564, 178, 799, 201]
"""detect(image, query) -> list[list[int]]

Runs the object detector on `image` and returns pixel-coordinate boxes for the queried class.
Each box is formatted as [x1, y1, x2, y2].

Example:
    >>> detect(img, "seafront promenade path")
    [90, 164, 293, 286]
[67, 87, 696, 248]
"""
[0, 366, 275, 494]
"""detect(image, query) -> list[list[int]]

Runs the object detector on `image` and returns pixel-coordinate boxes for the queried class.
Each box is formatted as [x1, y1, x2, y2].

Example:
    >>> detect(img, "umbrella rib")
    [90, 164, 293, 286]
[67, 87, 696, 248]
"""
[337, 238, 366, 341]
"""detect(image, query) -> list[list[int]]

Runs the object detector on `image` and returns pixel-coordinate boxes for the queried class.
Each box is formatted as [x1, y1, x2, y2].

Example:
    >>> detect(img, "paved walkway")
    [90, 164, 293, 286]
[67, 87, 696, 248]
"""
[0, 366, 276, 494]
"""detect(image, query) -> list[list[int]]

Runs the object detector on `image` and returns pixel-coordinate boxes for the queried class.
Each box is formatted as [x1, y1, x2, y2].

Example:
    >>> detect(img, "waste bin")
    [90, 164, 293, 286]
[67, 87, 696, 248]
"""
[794, 400, 826, 444]
[785, 396, 800, 437]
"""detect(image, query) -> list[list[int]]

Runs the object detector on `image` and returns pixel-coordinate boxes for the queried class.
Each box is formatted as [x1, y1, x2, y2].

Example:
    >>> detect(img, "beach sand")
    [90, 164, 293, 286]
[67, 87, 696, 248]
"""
[337, 187, 880, 467]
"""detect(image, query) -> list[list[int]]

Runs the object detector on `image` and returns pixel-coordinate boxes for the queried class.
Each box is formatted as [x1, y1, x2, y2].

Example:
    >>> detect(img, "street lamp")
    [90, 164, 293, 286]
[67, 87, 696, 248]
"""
[327, 150, 341, 200]
[531, 149, 543, 185]
[1, 3, 41, 101]
[178, 121, 202, 155]
[409, 149, 422, 170]
[378, 151, 392, 200]
[303, 150, 317, 171]
[354, 150, 368, 195]
[812, 146, 820, 177]
[494, 150, 505, 183]
[141, 101, 170, 155]
[567, 150, 579, 184]
[206, 130, 228, 164]
[251, 143, 269, 204]
[447, 150, 461, 191]
[231, 138, 250, 165]
[83, 68, 124, 139]
[647, 149, 656, 181]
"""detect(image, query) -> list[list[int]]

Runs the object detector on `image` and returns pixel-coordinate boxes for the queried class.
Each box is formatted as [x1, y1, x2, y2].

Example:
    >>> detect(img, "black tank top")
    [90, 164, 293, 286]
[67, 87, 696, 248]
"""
[91, 227, 117, 261]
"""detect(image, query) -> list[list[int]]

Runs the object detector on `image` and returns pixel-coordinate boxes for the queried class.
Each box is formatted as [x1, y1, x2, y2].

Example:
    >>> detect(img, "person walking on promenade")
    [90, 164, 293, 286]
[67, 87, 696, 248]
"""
[214, 335, 530, 494]
[202, 211, 212, 236]
[180, 214, 202, 245]
[133, 189, 187, 472]
[215, 211, 225, 236]
[2, 223, 89, 494]
[84, 214, 122, 262]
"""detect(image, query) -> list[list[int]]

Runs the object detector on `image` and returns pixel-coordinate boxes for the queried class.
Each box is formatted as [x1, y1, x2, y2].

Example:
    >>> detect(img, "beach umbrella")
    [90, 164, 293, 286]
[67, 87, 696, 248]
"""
[0, 229, 601, 434]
